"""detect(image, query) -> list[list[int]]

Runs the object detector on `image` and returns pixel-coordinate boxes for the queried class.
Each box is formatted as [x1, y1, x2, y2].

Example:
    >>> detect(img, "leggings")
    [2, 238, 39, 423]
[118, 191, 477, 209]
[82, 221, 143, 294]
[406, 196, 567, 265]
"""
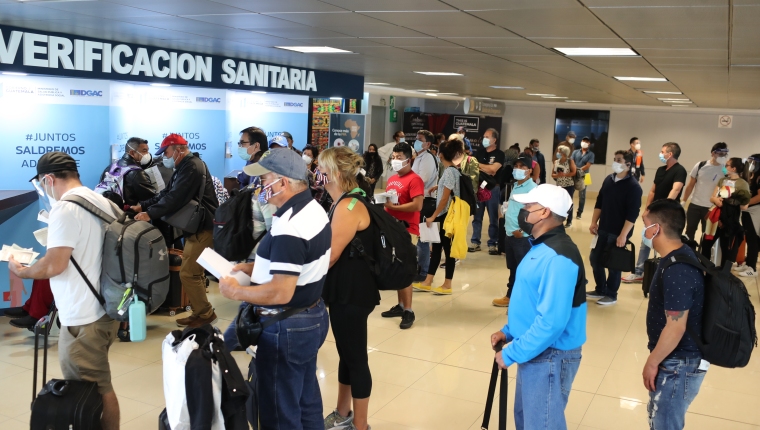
[563, 186, 575, 221]
[427, 213, 455, 279]
[329, 303, 374, 399]
[743, 212, 759, 270]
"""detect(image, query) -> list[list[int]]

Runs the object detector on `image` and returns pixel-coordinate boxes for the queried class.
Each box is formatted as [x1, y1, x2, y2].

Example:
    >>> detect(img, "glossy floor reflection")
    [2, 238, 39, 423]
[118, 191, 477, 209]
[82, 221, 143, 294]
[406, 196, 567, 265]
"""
[1, 199, 759, 429]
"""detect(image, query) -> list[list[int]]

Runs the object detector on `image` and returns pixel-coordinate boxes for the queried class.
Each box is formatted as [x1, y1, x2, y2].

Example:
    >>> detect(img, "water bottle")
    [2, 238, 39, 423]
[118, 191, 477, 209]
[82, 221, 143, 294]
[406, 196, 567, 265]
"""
[129, 296, 146, 342]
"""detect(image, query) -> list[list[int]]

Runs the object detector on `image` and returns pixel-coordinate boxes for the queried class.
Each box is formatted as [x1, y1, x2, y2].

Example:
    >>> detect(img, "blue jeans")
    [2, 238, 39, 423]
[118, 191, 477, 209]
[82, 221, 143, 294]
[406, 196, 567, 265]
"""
[417, 239, 430, 280]
[647, 358, 706, 430]
[256, 300, 329, 430]
[635, 240, 652, 276]
[514, 347, 582, 430]
[589, 231, 622, 299]
[472, 185, 501, 247]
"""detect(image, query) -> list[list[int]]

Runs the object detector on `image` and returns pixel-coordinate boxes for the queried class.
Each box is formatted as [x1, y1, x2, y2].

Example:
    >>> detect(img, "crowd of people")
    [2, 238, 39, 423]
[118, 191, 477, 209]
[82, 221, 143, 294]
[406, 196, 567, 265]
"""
[4, 121, 760, 430]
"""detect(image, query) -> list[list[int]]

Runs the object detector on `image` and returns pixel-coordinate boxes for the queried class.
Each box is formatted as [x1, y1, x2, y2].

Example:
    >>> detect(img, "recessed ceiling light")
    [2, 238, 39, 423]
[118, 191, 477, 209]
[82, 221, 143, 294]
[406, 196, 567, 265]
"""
[2, 72, 27, 76]
[414, 71, 463, 76]
[542, 96, 568, 99]
[250, 91, 267, 94]
[438, 93, 459, 95]
[365, 82, 389, 85]
[330, 97, 343, 100]
[527, 93, 555, 96]
[417, 89, 438, 92]
[657, 98, 690, 101]
[565, 100, 587, 103]
[474, 97, 491, 99]
[555, 47, 638, 57]
[427, 93, 438, 96]
[615, 76, 668, 82]
[150, 83, 170, 87]
[668, 100, 693, 104]
[640, 90, 682, 95]
[274, 46, 353, 54]
[490, 86, 524, 89]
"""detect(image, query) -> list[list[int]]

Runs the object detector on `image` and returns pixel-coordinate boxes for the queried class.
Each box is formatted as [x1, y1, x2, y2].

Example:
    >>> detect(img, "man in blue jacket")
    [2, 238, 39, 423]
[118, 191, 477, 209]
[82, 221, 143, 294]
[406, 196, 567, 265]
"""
[491, 184, 587, 430]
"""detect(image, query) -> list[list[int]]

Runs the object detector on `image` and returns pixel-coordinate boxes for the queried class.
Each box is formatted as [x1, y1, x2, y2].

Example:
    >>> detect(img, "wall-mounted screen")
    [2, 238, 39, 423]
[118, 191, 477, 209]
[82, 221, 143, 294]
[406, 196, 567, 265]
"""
[554, 109, 610, 164]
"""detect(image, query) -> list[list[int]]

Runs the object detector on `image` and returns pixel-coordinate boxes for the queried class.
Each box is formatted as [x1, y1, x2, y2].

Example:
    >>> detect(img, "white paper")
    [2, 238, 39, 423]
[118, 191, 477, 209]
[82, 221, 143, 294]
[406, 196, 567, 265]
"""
[37, 210, 49, 224]
[33, 228, 48, 247]
[374, 192, 398, 204]
[0, 244, 39, 265]
[197, 248, 251, 286]
[420, 222, 441, 243]
[145, 165, 166, 192]
[590, 235, 599, 250]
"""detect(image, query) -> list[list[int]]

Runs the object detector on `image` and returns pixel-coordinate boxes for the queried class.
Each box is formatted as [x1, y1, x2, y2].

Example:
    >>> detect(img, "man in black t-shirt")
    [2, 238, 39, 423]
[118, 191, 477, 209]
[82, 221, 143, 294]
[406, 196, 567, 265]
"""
[623, 142, 688, 283]
[641, 199, 706, 430]
[469, 128, 505, 255]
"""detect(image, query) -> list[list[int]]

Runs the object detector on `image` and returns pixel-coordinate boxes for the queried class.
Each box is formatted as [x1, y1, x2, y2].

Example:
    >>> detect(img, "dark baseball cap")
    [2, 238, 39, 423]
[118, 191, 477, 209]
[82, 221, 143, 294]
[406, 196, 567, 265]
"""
[31, 151, 78, 182]
[515, 154, 533, 168]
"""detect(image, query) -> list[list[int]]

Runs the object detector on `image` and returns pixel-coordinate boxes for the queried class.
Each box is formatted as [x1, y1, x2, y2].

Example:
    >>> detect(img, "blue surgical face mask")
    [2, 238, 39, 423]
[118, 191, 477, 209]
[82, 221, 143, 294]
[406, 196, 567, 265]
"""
[556, 152, 562, 159]
[163, 152, 176, 169]
[659, 153, 667, 164]
[512, 168, 527, 180]
[398, 136, 405, 143]
[641, 223, 659, 249]
[238, 146, 251, 161]
[482, 137, 491, 148]
[414, 140, 424, 152]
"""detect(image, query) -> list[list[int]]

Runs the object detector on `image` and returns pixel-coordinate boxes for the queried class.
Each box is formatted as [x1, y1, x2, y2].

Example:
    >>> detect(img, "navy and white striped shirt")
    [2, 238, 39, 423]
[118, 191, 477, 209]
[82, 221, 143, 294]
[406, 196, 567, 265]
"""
[252, 189, 332, 307]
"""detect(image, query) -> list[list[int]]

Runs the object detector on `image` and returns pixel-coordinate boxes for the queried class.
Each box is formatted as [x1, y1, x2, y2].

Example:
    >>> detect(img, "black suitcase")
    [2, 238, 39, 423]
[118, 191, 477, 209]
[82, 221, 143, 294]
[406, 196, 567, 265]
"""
[158, 408, 170, 430]
[482, 342, 508, 430]
[160, 248, 191, 316]
[246, 355, 260, 430]
[642, 252, 660, 298]
[31, 314, 104, 430]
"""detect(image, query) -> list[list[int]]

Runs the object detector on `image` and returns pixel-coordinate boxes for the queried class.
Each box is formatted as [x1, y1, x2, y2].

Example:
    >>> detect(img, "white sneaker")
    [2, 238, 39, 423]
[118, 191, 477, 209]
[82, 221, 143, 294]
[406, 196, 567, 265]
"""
[621, 273, 643, 283]
[733, 263, 749, 272]
[738, 269, 757, 278]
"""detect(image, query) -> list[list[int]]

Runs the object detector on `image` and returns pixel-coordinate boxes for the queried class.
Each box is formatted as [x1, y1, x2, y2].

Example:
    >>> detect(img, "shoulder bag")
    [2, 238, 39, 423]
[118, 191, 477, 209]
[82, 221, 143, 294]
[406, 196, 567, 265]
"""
[162, 167, 207, 233]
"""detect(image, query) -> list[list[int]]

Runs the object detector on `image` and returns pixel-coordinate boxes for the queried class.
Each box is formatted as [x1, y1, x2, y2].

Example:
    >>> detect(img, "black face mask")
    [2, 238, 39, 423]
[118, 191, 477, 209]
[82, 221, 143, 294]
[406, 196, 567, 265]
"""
[517, 208, 542, 235]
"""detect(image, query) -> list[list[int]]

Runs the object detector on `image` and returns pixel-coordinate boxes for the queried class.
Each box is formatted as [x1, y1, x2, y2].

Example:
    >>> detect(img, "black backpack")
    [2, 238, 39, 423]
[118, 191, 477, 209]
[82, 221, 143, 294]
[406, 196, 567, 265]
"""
[660, 254, 757, 368]
[213, 187, 258, 261]
[338, 194, 418, 290]
[457, 168, 477, 216]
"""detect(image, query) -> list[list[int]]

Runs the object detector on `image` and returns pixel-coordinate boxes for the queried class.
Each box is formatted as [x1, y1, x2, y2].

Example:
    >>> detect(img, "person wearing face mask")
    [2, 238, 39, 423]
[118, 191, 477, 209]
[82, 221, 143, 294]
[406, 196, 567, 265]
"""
[412, 130, 439, 282]
[552, 145, 577, 228]
[529, 139, 546, 185]
[586, 151, 642, 306]
[302, 145, 320, 173]
[457, 126, 473, 155]
[470, 128, 505, 255]
[736, 154, 760, 277]
[623, 143, 687, 284]
[236, 126, 267, 188]
[492, 155, 537, 307]
[281, 130, 302, 155]
[131, 134, 219, 327]
[362, 144, 383, 192]
[489, 184, 586, 430]
[380, 143, 424, 329]
[626, 137, 646, 184]
[557, 131, 576, 155]
[218, 149, 331, 430]
[640, 199, 706, 430]
[98, 137, 156, 209]
[570, 137, 595, 220]
[702, 157, 751, 267]
[681, 142, 729, 242]
[378, 130, 405, 180]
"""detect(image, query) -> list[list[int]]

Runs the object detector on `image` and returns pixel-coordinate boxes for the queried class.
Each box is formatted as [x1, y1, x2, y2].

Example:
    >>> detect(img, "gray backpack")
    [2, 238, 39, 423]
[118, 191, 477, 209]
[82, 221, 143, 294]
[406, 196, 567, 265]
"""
[63, 195, 170, 321]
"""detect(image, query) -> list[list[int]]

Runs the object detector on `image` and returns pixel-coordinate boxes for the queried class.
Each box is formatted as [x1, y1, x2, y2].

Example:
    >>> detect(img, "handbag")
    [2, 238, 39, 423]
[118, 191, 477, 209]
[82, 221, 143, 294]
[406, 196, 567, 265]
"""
[574, 169, 585, 191]
[602, 240, 635, 272]
[420, 197, 437, 222]
[162, 169, 207, 233]
[235, 303, 309, 347]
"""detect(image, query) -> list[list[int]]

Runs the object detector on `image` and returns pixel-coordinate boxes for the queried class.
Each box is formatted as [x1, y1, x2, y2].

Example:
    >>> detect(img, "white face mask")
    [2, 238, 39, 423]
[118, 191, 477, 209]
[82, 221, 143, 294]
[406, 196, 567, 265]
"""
[139, 152, 152, 166]
[302, 154, 313, 165]
[581, 142, 589, 149]
[634, 143, 641, 151]
[612, 162, 626, 174]
[391, 159, 409, 172]
[568, 138, 576, 144]
[716, 156, 728, 165]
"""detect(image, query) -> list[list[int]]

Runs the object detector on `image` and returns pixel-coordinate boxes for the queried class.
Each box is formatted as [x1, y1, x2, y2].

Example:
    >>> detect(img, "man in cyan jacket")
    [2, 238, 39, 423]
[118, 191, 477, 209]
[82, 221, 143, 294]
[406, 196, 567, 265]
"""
[491, 184, 587, 430]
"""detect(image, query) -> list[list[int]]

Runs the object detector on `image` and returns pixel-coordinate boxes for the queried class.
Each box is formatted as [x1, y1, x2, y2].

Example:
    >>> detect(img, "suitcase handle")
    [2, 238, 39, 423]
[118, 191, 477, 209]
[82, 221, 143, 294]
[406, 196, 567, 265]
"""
[32, 314, 52, 406]
[482, 341, 508, 430]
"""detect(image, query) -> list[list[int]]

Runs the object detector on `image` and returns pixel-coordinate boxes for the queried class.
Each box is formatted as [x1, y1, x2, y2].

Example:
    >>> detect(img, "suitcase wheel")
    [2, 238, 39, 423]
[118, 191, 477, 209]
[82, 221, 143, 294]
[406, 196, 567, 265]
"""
[185, 306, 192, 312]
[169, 310, 176, 316]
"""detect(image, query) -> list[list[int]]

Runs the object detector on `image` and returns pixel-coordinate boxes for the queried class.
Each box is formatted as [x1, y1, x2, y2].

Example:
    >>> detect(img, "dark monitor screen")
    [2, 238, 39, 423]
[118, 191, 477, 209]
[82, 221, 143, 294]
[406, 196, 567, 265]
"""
[554, 109, 610, 165]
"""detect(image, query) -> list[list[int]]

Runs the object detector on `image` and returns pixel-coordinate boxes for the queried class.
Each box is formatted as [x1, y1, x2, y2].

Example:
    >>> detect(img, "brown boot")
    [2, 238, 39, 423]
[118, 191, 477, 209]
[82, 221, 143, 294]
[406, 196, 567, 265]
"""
[188, 312, 218, 328]
[176, 314, 199, 327]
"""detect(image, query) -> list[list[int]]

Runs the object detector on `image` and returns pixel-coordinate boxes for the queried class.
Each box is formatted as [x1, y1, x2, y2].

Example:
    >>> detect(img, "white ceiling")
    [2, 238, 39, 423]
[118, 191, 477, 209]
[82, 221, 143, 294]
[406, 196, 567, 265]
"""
[0, 0, 755, 108]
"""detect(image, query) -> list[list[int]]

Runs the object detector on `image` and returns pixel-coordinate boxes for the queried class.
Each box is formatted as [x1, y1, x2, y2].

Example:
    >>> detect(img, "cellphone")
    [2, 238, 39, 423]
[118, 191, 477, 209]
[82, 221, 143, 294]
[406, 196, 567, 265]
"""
[557, 167, 565, 173]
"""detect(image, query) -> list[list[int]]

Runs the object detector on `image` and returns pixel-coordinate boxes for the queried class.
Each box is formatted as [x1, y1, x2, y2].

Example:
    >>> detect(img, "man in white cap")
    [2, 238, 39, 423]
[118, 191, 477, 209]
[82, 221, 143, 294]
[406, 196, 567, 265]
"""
[490, 184, 587, 430]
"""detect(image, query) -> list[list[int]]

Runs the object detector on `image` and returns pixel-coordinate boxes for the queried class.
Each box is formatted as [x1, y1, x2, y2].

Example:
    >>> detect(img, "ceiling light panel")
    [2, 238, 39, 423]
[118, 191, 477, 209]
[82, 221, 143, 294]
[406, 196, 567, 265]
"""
[640, 90, 683, 94]
[490, 86, 524, 89]
[414, 71, 463, 76]
[274, 46, 353, 53]
[554, 47, 638, 56]
[614, 76, 668, 81]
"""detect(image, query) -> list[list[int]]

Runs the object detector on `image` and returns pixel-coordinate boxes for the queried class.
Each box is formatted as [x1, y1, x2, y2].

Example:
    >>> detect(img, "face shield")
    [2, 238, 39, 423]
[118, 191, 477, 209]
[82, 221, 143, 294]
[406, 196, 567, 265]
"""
[32, 175, 54, 212]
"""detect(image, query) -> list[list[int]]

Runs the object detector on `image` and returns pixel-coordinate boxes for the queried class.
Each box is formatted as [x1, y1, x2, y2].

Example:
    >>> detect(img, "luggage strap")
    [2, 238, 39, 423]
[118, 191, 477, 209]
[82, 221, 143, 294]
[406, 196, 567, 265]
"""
[482, 342, 507, 430]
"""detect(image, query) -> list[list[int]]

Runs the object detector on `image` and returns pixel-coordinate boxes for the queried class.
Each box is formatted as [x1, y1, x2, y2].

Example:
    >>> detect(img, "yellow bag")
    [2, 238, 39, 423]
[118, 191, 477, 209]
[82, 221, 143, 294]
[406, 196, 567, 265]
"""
[584, 173, 592, 186]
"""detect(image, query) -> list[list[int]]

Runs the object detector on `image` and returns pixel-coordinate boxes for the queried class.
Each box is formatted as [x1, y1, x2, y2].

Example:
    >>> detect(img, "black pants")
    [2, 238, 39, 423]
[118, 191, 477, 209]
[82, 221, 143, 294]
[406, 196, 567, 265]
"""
[329, 303, 374, 399]
[428, 214, 455, 279]
[562, 186, 575, 223]
[685, 204, 710, 242]
[702, 226, 744, 267]
[743, 212, 759, 270]
[504, 235, 532, 298]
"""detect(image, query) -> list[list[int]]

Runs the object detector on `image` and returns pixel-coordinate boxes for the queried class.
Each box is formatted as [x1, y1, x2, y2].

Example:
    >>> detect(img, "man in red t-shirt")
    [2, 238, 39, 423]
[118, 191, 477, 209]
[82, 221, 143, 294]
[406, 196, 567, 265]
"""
[382, 143, 424, 329]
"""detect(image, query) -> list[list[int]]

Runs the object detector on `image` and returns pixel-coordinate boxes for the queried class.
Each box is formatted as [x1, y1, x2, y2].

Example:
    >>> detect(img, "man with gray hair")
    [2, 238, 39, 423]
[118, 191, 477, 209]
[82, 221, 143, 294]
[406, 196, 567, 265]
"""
[99, 137, 156, 208]
[219, 148, 331, 430]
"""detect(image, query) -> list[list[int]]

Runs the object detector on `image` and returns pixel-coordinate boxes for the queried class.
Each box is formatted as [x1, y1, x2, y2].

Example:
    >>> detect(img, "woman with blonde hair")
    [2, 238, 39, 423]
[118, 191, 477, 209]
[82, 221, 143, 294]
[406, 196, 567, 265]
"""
[319, 146, 379, 430]
[552, 144, 577, 227]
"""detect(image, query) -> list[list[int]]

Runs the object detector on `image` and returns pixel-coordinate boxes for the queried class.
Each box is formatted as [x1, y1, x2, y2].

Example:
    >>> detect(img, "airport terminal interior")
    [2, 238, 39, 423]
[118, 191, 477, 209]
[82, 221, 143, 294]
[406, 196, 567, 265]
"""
[1, 0, 760, 429]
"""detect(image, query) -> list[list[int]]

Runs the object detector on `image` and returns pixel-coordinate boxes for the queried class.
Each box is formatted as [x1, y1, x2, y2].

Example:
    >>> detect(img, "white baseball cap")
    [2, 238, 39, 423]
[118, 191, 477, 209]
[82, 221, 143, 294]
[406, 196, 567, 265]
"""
[512, 184, 573, 217]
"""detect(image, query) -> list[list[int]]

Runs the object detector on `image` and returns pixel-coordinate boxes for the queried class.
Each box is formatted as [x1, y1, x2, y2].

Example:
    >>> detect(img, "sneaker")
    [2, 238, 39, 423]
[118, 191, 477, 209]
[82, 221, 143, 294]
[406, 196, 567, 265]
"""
[324, 409, 353, 429]
[621, 273, 643, 283]
[565, 221, 572, 228]
[400, 310, 415, 329]
[488, 245, 499, 255]
[738, 269, 758, 278]
[431, 286, 452, 295]
[440, 259, 460, 268]
[3, 307, 29, 318]
[733, 263, 749, 272]
[576, 214, 582, 220]
[492, 297, 510, 307]
[187, 312, 218, 328]
[468, 244, 481, 252]
[9, 315, 37, 329]
[176, 314, 199, 327]
[413, 283, 432, 292]
[586, 290, 605, 299]
[597, 297, 617, 306]
[381, 304, 404, 318]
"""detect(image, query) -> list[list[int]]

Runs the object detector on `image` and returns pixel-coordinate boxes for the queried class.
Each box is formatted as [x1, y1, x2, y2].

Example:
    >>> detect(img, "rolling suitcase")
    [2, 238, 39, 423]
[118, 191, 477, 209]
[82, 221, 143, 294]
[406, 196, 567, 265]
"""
[481, 342, 507, 430]
[30, 314, 104, 430]
[161, 248, 191, 316]
[642, 251, 659, 298]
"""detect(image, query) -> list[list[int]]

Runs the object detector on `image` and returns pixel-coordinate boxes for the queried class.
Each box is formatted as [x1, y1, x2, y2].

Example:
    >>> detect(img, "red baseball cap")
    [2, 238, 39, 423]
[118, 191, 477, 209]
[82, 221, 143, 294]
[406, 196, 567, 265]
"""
[155, 133, 188, 155]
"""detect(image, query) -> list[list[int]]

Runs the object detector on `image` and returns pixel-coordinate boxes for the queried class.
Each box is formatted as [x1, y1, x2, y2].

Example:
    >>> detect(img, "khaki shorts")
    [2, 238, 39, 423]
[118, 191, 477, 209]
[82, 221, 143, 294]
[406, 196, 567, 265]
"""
[411, 234, 419, 246]
[58, 315, 119, 395]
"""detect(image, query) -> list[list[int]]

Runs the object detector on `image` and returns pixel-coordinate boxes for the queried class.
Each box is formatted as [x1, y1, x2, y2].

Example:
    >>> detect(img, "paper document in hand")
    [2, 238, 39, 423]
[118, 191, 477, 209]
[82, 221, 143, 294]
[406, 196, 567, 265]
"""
[197, 248, 251, 286]
[0, 244, 39, 265]
[420, 222, 441, 243]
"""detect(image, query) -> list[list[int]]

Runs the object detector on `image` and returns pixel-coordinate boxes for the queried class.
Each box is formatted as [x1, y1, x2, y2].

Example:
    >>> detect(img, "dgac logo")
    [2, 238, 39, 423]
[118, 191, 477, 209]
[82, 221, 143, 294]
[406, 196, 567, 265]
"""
[70, 90, 103, 97]
[196, 97, 221, 103]
[284, 102, 304, 107]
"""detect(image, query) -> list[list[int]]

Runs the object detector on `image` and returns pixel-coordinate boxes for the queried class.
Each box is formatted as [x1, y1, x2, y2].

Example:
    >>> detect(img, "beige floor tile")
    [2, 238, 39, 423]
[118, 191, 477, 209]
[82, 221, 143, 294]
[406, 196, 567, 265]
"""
[410, 364, 494, 402]
[317, 341, 341, 378]
[368, 417, 422, 430]
[572, 363, 608, 394]
[688, 386, 760, 425]
[121, 407, 166, 430]
[1, 419, 27, 430]
[319, 377, 406, 417]
[442, 341, 517, 374]
[684, 412, 760, 430]
[374, 330, 463, 363]
[0, 370, 38, 418]
[580, 394, 648, 430]
[111, 362, 166, 407]
[366, 352, 437, 388]
[595, 368, 649, 404]
[373, 388, 484, 430]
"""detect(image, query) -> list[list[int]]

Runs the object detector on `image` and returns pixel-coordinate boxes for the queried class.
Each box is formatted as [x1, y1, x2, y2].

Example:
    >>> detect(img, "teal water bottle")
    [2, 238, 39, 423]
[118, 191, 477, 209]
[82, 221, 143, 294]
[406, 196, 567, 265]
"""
[129, 296, 147, 342]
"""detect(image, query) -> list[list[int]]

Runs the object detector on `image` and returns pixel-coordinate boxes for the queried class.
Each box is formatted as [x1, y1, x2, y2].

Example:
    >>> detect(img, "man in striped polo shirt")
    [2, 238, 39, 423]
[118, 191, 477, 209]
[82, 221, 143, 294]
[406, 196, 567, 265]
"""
[219, 148, 331, 430]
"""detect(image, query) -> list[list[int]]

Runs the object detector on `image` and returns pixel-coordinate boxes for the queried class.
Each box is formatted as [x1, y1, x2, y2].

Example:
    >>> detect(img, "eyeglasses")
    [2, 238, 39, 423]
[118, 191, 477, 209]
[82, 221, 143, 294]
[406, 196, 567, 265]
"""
[238, 140, 251, 147]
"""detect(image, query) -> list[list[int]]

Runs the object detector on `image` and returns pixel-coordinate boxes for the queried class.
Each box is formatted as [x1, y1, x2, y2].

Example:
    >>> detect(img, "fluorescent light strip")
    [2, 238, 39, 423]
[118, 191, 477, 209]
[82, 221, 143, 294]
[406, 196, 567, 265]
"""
[250, 91, 267, 94]
[490, 86, 524, 89]
[640, 90, 682, 95]
[437, 93, 459, 95]
[414, 71, 463, 76]
[474, 97, 491, 99]
[2, 72, 27, 76]
[417, 89, 438, 92]
[275, 46, 353, 54]
[542, 96, 568, 99]
[527, 93, 555, 96]
[615, 76, 668, 82]
[668, 101, 693, 104]
[565, 100, 587, 103]
[555, 47, 638, 56]
[657, 98, 690, 101]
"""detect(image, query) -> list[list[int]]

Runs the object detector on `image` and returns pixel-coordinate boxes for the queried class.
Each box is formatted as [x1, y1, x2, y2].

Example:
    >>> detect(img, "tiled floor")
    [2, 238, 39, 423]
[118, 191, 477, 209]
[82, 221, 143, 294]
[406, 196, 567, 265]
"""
[2, 201, 759, 429]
